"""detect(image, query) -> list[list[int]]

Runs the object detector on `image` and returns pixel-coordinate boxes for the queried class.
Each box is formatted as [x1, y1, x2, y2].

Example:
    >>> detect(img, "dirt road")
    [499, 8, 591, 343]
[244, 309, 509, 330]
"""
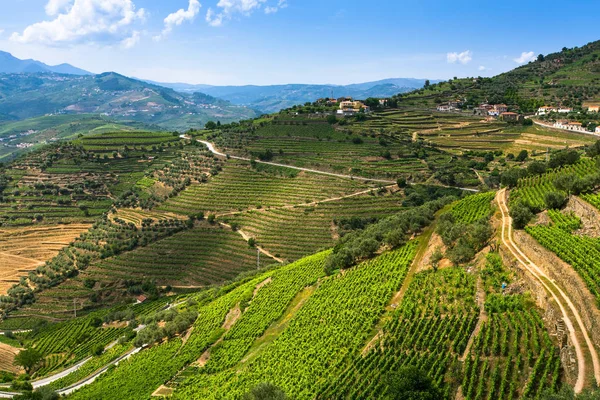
[497, 189, 600, 392]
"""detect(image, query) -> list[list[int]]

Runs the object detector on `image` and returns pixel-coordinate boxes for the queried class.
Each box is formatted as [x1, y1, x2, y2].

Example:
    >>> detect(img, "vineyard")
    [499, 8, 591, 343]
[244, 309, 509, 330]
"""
[318, 267, 477, 399]
[82, 223, 259, 287]
[462, 253, 562, 400]
[448, 192, 495, 224]
[526, 208, 600, 305]
[159, 160, 373, 215]
[173, 243, 417, 399]
[511, 158, 598, 210]
[225, 189, 406, 261]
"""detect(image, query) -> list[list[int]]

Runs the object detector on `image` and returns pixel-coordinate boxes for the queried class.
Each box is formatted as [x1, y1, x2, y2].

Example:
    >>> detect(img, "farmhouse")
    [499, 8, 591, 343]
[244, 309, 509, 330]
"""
[584, 103, 600, 113]
[558, 108, 573, 114]
[437, 104, 454, 112]
[537, 106, 557, 115]
[554, 120, 586, 132]
[136, 295, 148, 304]
[337, 100, 370, 116]
[500, 112, 519, 122]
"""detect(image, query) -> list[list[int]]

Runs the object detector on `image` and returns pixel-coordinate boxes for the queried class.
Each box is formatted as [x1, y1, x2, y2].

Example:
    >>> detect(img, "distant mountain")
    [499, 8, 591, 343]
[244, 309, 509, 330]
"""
[0, 51, 91, 75]
[0, 72, 257, 130]
[149, 78, 438, 113]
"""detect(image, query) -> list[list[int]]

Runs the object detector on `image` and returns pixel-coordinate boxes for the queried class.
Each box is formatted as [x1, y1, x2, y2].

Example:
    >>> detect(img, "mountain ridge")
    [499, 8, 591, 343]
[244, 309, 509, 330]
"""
[0, 51, 91, 75]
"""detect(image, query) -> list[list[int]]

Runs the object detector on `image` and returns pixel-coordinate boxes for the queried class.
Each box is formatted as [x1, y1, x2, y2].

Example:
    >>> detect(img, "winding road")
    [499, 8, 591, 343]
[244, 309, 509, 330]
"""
[497, 189, 600, 392]
[183, 136, 479, 192]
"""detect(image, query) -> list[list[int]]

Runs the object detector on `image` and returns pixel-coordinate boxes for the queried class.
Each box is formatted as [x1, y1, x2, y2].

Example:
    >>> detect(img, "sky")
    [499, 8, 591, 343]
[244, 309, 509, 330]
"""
[0, 0, 599, 86]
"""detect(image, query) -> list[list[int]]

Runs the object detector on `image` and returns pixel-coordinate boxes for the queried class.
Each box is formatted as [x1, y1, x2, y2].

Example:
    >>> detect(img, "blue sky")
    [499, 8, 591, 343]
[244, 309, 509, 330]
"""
[0, 0, 598, 85]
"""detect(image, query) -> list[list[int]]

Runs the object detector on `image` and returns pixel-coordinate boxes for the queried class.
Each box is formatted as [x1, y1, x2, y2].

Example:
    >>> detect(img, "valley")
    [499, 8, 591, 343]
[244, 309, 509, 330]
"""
[1, 36, 600, 400]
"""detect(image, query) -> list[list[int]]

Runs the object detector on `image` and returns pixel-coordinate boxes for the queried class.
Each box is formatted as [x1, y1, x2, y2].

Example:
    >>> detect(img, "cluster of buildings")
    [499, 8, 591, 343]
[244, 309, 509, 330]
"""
[554, 120, 600, 134]
[436, 99, 464, 112]
[536, 106, 573, 116]
[337, 99, 371, 117]
[473, 103, 509, 117]
[584, 103, 600, 113]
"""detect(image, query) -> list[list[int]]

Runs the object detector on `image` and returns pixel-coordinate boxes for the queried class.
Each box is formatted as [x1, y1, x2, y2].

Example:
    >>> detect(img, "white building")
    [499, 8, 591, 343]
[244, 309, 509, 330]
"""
[596, 126, 600, 134]
[437, 104, 453, 112]
[558, 108, 573, 114]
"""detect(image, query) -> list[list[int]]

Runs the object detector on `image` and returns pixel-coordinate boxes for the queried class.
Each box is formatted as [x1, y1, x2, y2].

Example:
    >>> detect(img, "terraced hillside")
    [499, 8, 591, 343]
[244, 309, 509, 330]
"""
[0, 224, 91, 294]
[159, 159, 376, 215]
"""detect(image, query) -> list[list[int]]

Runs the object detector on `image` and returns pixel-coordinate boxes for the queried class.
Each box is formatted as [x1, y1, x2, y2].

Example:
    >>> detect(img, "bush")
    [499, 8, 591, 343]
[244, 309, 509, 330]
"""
[510, 202, 534, 229]
[544, 191, 567, 210]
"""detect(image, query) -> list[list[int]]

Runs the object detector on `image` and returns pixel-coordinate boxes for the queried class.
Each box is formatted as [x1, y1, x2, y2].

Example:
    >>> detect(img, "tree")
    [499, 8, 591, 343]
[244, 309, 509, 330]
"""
[242, 383, 287, 400]
[326, 115, 338, 125]
[430, 247, 443, 272]
[14, 349, 42, 374]
[516, 150, 529, 162]
[545, 191, 567, 210]
[424, 80, 431, 88]
[527, 161, 548, 176]
[554, 174, 577, 196]
[509, 202, 534, 229]
[385, 366, 442, 400]
[537, 54, 545, 62]
[204, 121, 217, 130]
[397, 177, 408, 188]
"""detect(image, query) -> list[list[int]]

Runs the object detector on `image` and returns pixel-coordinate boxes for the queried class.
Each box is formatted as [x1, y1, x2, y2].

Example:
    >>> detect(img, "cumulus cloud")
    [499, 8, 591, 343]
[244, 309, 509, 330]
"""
[155, 0, 201, 40]
[265, 0, 287, 14]
[447, 50, 472, 65]
[514, 51, 536, 64]
[478, 66, 487, 71]
[121, 30, 140, 48]
[10, 0, 146, 47]
[206, 0, 284, 26]
[45, 0, 73, 16]
[206, 8, 224, 26]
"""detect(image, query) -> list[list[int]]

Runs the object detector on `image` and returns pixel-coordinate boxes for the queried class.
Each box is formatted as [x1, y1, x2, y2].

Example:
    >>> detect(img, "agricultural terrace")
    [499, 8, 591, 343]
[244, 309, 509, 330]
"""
[526, 209, 600, 306]
[159, 159, 374, 215]
[66, 251, 330, 400]
[83, 223, 259, 287]
[319, 267, 477, 399]
[462, 253, 561, 400]
[172, 244, 417, 399]
[511, 158, 598, 210]
[224, 189, 406, 261]
[0, 342, 21, 374]
[76, 131, 181, 156]
[109, 209, 187, 227]
[448, 192, 496, 224]
[0, 224, 91, 294]
[4, 217, 189, 319]
[206, 121, 481, 185]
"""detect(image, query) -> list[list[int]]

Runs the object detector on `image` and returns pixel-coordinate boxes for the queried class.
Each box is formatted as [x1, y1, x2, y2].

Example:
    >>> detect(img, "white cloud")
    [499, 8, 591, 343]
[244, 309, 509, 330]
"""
[45, 0, 73, 16]
[10, 0, 146, 47]
[206, 0, 284, 26]
[121, 30, 140, 49]
[478, 66, 486, 71]
[447, 50, 472, 65]
[206, 8, 224, 27]
[155, 0, 201, 40]
[265, 0, 287, 14]
[0, 29, 4, 36]
[514, 51, 536, 64]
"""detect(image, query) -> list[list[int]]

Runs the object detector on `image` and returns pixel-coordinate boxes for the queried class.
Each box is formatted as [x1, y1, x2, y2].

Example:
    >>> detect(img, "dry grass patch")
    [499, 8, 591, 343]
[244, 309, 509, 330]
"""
[0, 224, 90, 294]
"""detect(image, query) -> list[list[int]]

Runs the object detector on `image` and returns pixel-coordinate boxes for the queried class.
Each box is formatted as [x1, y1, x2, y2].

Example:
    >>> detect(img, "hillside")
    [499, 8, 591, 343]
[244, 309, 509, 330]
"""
[395, 40, 600, 112]
[3, 41, 600, 400]
[152, 78, 435, 113]
[0, 51, 90, 75]
[0, 72, 258, 130]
